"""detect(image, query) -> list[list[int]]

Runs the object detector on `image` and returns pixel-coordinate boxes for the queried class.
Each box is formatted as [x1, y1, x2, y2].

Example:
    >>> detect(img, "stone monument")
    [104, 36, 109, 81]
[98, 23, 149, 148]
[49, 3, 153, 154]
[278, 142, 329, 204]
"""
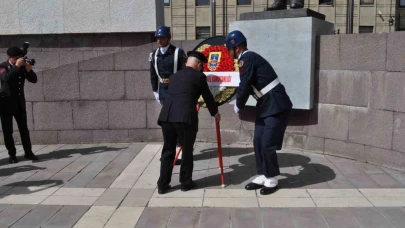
[229, 8, 334, 110]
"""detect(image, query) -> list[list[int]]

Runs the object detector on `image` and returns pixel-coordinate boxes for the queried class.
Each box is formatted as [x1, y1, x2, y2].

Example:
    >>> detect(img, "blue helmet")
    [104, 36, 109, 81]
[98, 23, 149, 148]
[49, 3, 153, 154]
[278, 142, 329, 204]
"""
[155, 26, 171, 38]
[225, 30, 247, 48]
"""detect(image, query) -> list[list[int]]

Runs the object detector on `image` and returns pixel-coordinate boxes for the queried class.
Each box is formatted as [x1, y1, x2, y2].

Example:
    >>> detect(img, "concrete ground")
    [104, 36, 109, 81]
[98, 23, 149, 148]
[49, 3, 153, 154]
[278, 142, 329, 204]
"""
[0, 143, 404, 227]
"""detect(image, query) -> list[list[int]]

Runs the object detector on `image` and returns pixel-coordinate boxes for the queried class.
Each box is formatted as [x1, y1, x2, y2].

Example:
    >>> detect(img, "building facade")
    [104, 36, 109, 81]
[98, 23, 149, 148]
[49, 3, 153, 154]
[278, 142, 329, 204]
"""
[164, 0, 405, 40]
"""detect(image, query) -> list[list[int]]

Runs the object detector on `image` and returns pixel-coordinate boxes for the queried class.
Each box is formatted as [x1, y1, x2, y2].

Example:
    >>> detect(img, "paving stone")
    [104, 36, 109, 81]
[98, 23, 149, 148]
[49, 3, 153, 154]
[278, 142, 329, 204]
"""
[63, 172, 99, 188]
[313, 197, 373, 207]
[41, 196, 98, 206]
[256, 189, 309, 198]
[104, 207, 144, 228]
[59, 160, 91, 173]
[120, 197, 150, 207]
[205, 189, 255, 198]
[344, 173, 379, 188]
[353, 162, 385, 174]
[53, 187, 105, 197]
[260, 208, 295, 228]
[93, 188, 129, 206]
[73, 206, 116, 228]
[367, 197, 405, 207]
[376, 207, 405, 228]
[134, 207, 172, 228]
[148, 197, 203, 207]
[368, 173, 404, 188]
[0, 205, 35, 227]
[319, 208, 362, 228]
[0, 205, 8, 213]
[289, 208, 329, 228]
[259, 198, 315, 207]
[11, 205, 62, 228]
[46, 172, 77, 186]
[390, 173, 405, 185]
[230, 208, 262, 228]
[167, 208, 201, 228]
[359, 189, 405, 197]
[41, 205, 90, 228]
[349, 208, 394, 228]
[199, 208, 230, 228]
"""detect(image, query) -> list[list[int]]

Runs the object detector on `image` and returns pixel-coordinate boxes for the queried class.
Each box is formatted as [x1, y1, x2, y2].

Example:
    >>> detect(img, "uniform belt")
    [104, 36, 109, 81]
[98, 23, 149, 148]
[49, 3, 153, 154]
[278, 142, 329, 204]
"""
[161, 78, 170, 83]
[252, 78, 280, 100]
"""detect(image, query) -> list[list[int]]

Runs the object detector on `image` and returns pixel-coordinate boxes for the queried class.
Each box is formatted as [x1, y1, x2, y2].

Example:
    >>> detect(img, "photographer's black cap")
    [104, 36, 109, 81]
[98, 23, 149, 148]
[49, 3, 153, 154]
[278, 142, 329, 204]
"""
[187, 51, 208, 63]
[7, 46, 23, 58]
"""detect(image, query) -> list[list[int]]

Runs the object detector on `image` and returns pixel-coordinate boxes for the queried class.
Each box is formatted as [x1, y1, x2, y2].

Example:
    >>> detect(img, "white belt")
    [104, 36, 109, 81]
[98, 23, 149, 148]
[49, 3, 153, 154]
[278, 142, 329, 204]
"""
[153, 48, 179, 83]
[251, 78, 280, 100]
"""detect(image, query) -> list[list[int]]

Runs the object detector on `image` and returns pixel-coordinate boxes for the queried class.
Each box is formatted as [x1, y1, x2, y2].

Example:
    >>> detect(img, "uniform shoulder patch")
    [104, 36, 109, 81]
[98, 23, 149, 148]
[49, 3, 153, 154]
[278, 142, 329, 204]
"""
[0, 67, 6, 74]
[238, 60, 244, 67]
[149, 52, 153, 62]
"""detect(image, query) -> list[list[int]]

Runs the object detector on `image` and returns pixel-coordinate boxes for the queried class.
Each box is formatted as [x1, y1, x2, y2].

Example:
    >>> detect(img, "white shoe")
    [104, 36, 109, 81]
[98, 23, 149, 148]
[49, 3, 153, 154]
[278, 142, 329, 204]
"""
[252, 175, 266, 185]
[264, 177, 278, 188]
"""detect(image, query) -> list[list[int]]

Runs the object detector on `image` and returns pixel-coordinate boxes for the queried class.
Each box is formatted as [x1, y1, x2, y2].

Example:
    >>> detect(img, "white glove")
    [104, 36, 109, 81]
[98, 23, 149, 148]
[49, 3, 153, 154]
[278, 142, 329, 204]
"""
[234, 104, 240, 114]
[153, 92, 159, 102]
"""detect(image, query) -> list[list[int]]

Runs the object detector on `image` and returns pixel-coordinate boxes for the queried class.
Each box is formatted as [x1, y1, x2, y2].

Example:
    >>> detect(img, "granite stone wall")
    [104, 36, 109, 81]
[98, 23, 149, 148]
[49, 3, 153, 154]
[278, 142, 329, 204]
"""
[3, 31, 405, 171]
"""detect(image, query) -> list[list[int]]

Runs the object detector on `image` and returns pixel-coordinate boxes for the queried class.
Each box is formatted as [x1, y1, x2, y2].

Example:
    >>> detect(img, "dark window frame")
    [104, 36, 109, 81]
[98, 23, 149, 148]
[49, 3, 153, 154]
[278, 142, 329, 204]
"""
[237, 0, 252, 5]
[196, 26, 211, 39]
[359, 26, 374, 33]
[164, 0, 170, 6]
[319, 0, 334, 6]
[196, 0, 210, 6]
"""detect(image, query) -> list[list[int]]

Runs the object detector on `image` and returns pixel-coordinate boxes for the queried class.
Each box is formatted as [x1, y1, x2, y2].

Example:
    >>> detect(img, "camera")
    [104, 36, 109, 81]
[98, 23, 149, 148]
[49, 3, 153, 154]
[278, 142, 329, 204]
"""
[20, 42, 36, 66]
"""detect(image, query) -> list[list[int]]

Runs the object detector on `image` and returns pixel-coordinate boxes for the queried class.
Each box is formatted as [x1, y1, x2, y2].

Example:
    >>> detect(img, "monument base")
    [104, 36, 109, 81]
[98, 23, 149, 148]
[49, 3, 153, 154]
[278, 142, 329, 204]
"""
[229, 10, 334, 110]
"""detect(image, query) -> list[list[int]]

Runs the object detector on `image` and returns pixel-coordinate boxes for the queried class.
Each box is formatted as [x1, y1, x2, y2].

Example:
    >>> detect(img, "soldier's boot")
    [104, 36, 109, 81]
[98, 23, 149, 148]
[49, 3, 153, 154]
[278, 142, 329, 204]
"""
[265, 0, 287, 11]
[290, 0, 304, 9]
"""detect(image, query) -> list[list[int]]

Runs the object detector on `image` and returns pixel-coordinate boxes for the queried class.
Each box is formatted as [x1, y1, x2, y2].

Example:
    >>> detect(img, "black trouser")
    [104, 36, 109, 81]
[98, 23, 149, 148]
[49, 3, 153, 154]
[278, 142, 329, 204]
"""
[1, 108, 32, 157]
[158, 122, 197, 188]
[253, 111, 290, 178]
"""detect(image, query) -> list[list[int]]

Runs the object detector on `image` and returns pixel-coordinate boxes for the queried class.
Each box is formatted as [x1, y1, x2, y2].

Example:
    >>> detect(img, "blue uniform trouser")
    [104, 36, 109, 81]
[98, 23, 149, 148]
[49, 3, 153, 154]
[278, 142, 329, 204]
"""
[253, 111, 290, 178]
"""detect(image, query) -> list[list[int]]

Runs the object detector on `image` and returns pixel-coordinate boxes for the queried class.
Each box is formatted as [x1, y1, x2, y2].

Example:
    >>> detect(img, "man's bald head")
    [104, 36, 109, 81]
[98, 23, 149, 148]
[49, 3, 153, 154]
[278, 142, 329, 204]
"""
[186, 56, 203, 72]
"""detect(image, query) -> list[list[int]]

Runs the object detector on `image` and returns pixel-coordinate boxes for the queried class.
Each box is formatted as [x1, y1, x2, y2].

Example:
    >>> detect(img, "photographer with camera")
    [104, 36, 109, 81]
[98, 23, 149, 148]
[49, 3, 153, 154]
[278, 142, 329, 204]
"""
[0, 45, 38, 163]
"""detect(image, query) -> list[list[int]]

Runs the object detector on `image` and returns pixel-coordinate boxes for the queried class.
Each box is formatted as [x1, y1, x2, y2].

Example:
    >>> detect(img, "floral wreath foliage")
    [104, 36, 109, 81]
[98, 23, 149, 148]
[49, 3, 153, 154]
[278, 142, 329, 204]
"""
[196, 44, 238, 106]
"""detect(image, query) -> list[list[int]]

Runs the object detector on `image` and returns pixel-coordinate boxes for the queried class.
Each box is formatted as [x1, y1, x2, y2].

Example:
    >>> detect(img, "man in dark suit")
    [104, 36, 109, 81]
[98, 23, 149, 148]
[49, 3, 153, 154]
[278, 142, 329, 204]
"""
[0, 46, 38, 163]
[157, 51, 220, 194]
[226, 30, 293, 195]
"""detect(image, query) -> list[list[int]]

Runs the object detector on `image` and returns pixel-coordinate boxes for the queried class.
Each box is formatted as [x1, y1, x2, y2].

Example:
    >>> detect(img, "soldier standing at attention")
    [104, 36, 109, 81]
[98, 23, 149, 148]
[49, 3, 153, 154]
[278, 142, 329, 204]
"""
[149, 26, 187, 165]
[226, 30, 293, 195]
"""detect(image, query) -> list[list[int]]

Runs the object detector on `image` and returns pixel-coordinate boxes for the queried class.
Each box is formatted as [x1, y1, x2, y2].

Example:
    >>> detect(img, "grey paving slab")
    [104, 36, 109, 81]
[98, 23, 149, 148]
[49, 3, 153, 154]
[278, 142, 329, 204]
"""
[0, 205, 9, 213]
[167, 208, 201, 228]
[59, 160, 91, 173]
[390, 173, 405, 185]
[10, 205, 62, 228]
[353, 162, 386, 174]
[319, 208, 361, 228]
[80, 161, 111, 174]
[93, 151, 122, 162]
[301, 174, 331, 189]
[121, 197, 150, 207]
[344, 173, 380, 188]
[368, 173, 404, 188]
[0, 171, 37, 186]
[41, 205, 90, 228]
[231, 208, 262, 228]
[199, 208, 230, 228]
[94, 188, 129, 206]
[261, 208, 296, 228]
[63, 172, 98, 188]
[0, 205, 35, 227]
[44, 172, 77, 186]
[289, 208, 329, 228]
[135, 207, 172, 228]
[349, 208, 394, 228]
[18, 171, 57, 186]
[86, 173, 121, 188]
[376, 207, 405, 228]
[327, 175, 356, 189]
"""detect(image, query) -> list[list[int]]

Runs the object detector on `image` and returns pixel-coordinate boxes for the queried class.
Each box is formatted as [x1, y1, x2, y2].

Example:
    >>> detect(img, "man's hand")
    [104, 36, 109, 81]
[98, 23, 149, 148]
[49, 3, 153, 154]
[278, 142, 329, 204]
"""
[153, 92, 159, 103]
[214, 113, 221, 122]
[15, 58, 24, 68]
[234, 104, 240, 114]
[25, 62, 32, 72]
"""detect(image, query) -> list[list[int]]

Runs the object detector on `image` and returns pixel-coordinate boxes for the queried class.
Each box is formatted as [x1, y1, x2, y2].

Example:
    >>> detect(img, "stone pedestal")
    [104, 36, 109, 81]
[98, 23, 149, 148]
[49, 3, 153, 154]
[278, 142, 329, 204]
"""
[229, 9, 334, 110]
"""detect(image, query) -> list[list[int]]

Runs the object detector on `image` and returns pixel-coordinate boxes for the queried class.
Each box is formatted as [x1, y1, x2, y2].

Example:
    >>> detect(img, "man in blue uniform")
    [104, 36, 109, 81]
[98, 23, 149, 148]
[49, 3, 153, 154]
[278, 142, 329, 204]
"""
[150, 25, 186, 164]
[226, 30, 293, 195]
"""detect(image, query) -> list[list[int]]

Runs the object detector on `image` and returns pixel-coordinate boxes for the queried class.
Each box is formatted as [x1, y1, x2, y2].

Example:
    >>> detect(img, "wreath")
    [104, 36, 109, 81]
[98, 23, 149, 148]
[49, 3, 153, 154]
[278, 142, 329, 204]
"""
[196, 44, 239, 106]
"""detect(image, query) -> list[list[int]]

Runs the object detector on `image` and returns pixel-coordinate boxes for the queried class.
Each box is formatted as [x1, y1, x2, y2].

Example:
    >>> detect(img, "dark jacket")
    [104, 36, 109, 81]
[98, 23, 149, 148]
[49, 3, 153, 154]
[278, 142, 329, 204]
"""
[237, 51, 292, 118]
[150, 44, 186, 101]
[158, 66, 218, 130]
[0, 61, 37, 113]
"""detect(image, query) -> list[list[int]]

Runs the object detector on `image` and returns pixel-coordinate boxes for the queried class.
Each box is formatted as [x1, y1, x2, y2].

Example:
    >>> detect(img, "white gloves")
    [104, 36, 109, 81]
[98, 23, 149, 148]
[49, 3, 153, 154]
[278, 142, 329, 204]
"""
[234, 104, 240, 114]
[153, 92, 159, 103]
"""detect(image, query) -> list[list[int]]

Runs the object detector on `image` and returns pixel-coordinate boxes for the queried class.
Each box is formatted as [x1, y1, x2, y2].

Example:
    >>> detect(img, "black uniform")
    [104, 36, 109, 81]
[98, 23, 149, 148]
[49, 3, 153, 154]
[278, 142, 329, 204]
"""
[150, 44, 186, 101]
[0, 61, 37, 157]
[236, 50, 293, 178]
[157, 66, 218, 189]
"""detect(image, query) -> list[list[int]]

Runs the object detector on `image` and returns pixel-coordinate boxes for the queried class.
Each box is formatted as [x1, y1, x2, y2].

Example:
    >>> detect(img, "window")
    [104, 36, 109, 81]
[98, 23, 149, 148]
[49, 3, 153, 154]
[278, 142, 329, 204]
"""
[401, 0, 405, 7]
[360, 0, 373, 5]
[196, 27, 211, 39]
[237, 0, 252, 5]
[319, 0, 333, 5]
[359, 26, 374, 33]
[196, 0, 210, 6]
[164, 0, 170, 6]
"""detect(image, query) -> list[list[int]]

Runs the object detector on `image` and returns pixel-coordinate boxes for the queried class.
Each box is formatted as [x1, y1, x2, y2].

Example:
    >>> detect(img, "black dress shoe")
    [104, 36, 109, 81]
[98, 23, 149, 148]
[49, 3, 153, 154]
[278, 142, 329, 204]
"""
[260, 186, 278, 195]
[158, 185, 171, 194]
[181, 181, 196, 192]
[24, 153, 38, 161]
[245, 182, 264, 190]
[9, 156, 19, 164]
